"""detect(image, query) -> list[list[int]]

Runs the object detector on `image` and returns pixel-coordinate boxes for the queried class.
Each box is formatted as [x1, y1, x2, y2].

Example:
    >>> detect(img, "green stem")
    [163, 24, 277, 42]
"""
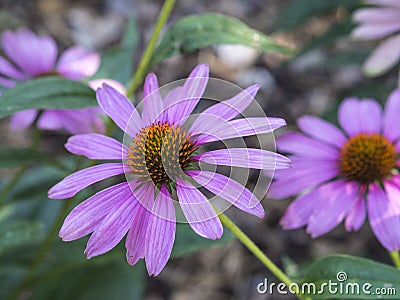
[0, 127, 42, 205]
[126, 0, 176, 97]
[5, 197, 75, 300]
[390, 251, 400, 269]
[217, 211, 310, 300]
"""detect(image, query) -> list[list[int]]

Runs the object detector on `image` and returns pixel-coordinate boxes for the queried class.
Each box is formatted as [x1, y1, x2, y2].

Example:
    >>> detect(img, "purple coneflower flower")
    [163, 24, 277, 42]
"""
[0, 28, 103, 134]
[269, 90, 400, 251]
[351, 0, 400, 76]
[48, 64, 290, 275]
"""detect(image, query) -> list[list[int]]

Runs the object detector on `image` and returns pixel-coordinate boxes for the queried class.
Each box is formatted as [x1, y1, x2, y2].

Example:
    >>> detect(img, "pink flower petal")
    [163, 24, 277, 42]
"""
[277, 132, 339, 159]
[125, 185, 153, 266]
[85, 189, 139, 258]
[280, 188, 321, 230]
[189, 84, 260, 134]
[10, 109, 38, 131]
[89, 78, 126, 94]
[345, 192, 366, 231]
[353, 8, 400, 24]
[338, 97, 383, 136]
[363, 33, 400, 77]
[352, 22, 400, 41]
[141, 73, 163, 126]
[306, 180, 358, 238]
[65, 133, 127, 160]
[96, 83, 142, 137]
[0, 55, 25, 80]
[1, 28, 57, 76]
[268, 157, 339, 199]
[56, 108, 105, 134]
[166, 64, 209, 124]
[57, 46, 100, 80]
[195, 148, 291, 170]
[59, 182, 132, 241]
[368, 183, 400, 251]
[145, 185, 176, 276]
[383, 88, 400, 141]
[176, 178, 222, 240]
[188, 170, 265, 218]
[48, 163, 125, 199]
[37, 110, 63, 131]
[196, 117, 286, 144]
[297, 115, 347, 148]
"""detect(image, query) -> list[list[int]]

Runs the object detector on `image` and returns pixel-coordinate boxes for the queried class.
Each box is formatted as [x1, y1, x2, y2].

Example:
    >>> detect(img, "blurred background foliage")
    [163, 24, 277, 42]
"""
[1, 0, 400, 299]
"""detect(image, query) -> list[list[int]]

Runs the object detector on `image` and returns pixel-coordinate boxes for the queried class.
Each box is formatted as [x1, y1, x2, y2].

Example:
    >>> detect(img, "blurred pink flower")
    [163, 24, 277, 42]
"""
[0, 28, 108, 134]
[352, 0, 400, 76]
[269, 89, 400, 251]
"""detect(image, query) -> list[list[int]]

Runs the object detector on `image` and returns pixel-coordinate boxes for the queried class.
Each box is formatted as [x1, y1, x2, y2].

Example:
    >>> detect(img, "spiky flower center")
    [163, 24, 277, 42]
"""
[127, 122, 197, 185]
[339, 133, 397, 183]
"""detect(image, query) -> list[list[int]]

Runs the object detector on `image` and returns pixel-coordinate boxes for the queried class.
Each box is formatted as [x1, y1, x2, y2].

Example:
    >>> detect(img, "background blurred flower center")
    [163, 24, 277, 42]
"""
[339, 133, 396, 183]
[127, 121, 197, 185]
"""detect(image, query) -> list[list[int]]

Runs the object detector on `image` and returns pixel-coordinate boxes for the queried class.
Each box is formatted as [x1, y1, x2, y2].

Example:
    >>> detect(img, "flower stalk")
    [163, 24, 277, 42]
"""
[390, 251, 400, 269]
[126, 0, 176, 97]
[216, 209, 310, 300]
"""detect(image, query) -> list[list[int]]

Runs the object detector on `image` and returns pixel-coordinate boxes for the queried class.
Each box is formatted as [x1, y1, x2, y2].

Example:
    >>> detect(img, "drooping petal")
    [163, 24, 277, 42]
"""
[65, 133, 127, 160]
[306, 180, 358, 238]
[57, 46, 100, 80]
[125, 184, 153, 266]
[48, 163, 125, 199]
[145, 185, 176, 276]
[0, 55, 25, 80]
[85, 189, 139, 258]
[345, 193, 366, 232]
[141, 73, 163, 126]
[195, 148, 291, 170]
[338, 97, 383, 136]
[10, 109, 38, 131]
[1, 29, 57, 76]
[96, 84, 142, 137]
[297, 115, 347, 148]
[383, 89, 400, 141]
[368, 183, 400, 251]
[37, 110, 63, 131]
[188, 170, 265, 218]
[166, 64, 209, 124]
[363, 33, 400, 77]
[59, 182, 132, 241]
[176, 177, 222, 240]
[280, 188, 321, 230]
[189, 84, 260, 134]
[196, 117, 286, 144]
[277, 132, 339, 160]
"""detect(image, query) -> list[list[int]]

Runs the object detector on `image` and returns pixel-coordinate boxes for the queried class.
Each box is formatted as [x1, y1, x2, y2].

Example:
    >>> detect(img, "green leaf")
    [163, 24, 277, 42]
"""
[29, 258, 144, 300]
[294, 255, 400, 299]
[0, 77, 96, 118]
[0, 220, 43, 254]
[274, 0, 360, 30]
[171, 223, 235, 258]
[0, 146, 50, 169]
[150, 13, 293, 67]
